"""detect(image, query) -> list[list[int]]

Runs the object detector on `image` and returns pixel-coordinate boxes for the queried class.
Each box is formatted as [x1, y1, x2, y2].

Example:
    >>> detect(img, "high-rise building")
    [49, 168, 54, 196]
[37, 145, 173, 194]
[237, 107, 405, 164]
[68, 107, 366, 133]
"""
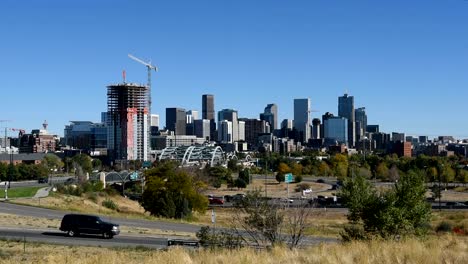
[202, 95, 215, 120]
[202, 94, 216, 141]
[150, 114, 159, 127]
[338, 93, 356, 147]
[321, 112, 334, 139]
[218, 109, 239, 142]
[107, 83, 150, 161]
[366, 125, 380, 133]
[281, 119, 293, 130]
[419, 136, 428, 143]
[260, 104, 278, 130]
[294, 98, 311, 143]
[219, 120, 233, 143]
[312, 118, 321, 139]
[166, 108, 186, 135]
[64, 121, 107, 152]
[186, 110, 199, 123]
[238, 120, 245, 141]
[355, 107, 367, 141]
[194, 119, 211, 140]
[392, 132, 406, 143]
[324, 117, 348, 145]
[240, 118, 270, 147]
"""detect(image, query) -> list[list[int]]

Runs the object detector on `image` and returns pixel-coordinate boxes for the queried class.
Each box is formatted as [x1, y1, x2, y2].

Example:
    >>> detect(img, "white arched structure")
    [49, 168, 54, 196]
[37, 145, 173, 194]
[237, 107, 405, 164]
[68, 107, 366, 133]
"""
[159, 145, 225, 167]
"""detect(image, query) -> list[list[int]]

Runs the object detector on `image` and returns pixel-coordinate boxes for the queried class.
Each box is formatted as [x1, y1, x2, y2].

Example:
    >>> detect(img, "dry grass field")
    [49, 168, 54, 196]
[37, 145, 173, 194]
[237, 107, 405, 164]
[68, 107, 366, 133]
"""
[0, 235, 466, 264]
[204, 179, 329, 199]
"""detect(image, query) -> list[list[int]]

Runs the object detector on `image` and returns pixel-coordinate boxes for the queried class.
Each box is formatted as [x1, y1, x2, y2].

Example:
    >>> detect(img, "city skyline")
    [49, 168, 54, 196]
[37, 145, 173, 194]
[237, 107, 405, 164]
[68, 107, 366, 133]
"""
[1, 1, 468, 138]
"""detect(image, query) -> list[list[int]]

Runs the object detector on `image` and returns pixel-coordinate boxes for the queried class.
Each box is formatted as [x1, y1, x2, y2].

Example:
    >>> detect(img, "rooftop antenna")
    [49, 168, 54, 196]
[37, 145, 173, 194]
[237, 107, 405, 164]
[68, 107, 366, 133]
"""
[43, 120, 48, 130]
[123, 70, 126, 83]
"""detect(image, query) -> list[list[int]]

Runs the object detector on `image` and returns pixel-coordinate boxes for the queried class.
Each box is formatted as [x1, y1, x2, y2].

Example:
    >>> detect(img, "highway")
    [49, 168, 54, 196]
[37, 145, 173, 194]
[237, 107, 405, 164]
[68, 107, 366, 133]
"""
[0, 228, 169, 249]
[0, 202, 201, 233]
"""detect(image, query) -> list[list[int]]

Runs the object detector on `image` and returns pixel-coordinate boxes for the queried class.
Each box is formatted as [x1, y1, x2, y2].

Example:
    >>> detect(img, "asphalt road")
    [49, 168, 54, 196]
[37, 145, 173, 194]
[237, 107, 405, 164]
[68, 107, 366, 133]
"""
[0, 202, 201, 233]
[0, 228, 169, 249]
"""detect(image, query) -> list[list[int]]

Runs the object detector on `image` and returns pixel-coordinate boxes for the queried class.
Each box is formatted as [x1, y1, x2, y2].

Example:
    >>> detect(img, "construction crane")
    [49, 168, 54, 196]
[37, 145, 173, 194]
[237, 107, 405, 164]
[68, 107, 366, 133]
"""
[10, 128, 25, 136]
[128, 54, 158, 110]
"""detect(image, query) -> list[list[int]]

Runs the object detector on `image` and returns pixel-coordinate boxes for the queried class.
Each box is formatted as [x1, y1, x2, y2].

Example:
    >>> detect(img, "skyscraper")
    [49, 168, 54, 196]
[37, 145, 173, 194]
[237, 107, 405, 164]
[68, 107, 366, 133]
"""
[218, 109, 239, 142]
[338, 93, 355, 147]
[294, 98, 311, 143]
[312, 118, 321, 139]
[324, 117, 348, 145]
[166, 108, 186, 135]
[355, 107, 367, 141]
[260, 103, 278, 130]
[202, 94, 215, 120]
[107, 83, 150, 161]
[202, 94, 216, 141]
[150, 114, 159, 127]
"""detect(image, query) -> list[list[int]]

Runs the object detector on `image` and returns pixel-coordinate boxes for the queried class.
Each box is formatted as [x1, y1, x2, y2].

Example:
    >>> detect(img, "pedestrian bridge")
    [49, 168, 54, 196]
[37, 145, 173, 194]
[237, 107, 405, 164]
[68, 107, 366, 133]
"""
[158, 145, 225, 167]
[89, 170, 142, 185]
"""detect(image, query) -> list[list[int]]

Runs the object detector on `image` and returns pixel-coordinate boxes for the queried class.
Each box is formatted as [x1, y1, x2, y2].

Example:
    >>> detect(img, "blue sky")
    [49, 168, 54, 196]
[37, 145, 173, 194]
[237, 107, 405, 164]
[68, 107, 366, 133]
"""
[1, 0, 468, 138]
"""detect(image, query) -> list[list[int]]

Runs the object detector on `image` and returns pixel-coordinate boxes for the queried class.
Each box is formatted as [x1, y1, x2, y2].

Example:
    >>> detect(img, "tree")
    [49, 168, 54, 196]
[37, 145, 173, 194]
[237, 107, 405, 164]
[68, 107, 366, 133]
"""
[375, 163, 389, 180]
[42, 154, 63, 173]
[0, 163, 7, 181]
[317, 162, 331, 176]
[290, 163, 303, 177]
[331, 154, 348, 179]
[440, 165, 455, 187]
[92, 159, 102, 171]
[388, 165, 400, 182]
[141, 162, 208, 219]
[277, 162, 290, 175]
[234, 178, 247, 189]
[7, 164, 19, 182]
[456, 169, 468, 186]
[339, 170, 431, 240]
[238, 168, 250, 184]
[72, 154, 93, 176]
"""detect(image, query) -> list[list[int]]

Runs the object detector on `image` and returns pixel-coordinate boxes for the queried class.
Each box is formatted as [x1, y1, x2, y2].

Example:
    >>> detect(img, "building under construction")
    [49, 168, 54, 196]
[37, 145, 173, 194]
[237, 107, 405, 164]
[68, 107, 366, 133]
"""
[107, 83, 150, 162]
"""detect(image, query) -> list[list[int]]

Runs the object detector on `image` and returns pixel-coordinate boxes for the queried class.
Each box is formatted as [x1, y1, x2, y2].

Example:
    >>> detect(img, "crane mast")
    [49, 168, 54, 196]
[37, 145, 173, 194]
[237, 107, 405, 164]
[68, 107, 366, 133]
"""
[128, 54, 158, 111]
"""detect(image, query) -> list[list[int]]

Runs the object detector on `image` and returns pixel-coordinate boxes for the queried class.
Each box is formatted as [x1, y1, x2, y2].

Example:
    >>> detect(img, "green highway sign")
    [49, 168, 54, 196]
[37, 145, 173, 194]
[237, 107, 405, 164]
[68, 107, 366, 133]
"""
[285, 173, 293, 183]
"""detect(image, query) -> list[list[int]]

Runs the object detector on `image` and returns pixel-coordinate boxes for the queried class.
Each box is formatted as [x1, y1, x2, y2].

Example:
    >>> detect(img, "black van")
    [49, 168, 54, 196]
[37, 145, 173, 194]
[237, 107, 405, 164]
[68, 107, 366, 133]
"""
[60, 214, 120, 239]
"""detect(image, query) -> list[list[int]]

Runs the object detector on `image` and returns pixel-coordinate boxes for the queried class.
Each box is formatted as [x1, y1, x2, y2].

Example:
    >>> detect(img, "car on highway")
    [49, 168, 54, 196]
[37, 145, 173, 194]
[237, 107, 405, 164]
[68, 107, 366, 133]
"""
[208, 196, 225, 205]
[280, 198, 294, 204]
[60, 214, 120, 239]
[316, 179, 325, 183]
[38, 177, 48, 184]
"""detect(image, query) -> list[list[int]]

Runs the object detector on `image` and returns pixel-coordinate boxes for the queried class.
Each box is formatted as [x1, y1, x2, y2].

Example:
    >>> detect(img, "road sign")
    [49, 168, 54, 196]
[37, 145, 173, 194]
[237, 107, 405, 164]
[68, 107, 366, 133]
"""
[285, 173, 293, 183]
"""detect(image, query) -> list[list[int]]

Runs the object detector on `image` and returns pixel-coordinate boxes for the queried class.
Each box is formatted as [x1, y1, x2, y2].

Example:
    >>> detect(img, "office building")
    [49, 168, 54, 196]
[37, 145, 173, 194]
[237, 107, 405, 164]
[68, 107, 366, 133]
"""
[107, 83, 150, 161]
[64, 121, 107, 153]
[260, 104, 278, 130]
[312, 118, 321, 139]
[392, 132, 406, 143]
[240, 118, 270, 148]
[218, 120, 233, 143]
[367, 125, 380, 133]
[338, 93, 356, 147]
[238, 120, 245, 141]
[166, 108, 186, 135]
[419, 136, 428, 144]
[355, 107, 367, 141]
[218, 109, 239, 142]
[321, 112, 334, 139]
[324, 117, 348, 145]
[194, 119, 211, 140]
[294, 98, 311, 143]
[150, 114, 159, 127]
[202, 94, 216, 141]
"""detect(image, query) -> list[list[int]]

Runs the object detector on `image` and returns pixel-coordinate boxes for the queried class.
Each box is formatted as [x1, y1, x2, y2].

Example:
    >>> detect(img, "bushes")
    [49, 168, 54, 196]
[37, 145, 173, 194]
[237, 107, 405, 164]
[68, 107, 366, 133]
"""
[295, 183, 311, 193]
[436, 222, 452, 233]
[102, 199, 119, 210]
[295, 175, 303, 183]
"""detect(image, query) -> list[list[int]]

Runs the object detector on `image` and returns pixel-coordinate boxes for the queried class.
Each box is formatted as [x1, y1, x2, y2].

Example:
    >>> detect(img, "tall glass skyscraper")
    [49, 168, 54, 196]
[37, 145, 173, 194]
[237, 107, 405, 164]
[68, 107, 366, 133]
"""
[294, 98, 311, 143]
[338, 93, 355, 147]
